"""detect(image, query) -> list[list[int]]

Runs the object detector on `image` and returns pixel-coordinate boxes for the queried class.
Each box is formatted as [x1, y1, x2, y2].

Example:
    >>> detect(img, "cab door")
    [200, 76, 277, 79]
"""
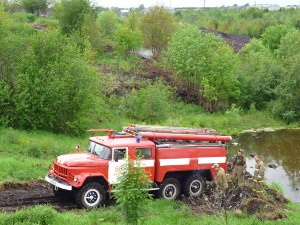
[134, 147, 155, 182]
[108, 147, 128, 184]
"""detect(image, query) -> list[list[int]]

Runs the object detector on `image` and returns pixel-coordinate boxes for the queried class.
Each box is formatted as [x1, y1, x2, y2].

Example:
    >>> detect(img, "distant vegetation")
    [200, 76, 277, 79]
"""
[0, 1, 299, 135]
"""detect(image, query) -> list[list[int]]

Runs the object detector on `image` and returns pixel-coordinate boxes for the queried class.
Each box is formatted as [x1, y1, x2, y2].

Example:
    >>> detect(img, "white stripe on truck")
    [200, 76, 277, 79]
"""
[198, 157, 226, 164]
[160, 158, 190, 166]
[134, 160, 155, 167]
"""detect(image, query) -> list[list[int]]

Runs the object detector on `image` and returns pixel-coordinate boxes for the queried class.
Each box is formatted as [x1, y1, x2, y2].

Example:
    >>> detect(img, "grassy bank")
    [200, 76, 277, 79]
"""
[0, 199, 299, 225]
[0, 109, 298, 182]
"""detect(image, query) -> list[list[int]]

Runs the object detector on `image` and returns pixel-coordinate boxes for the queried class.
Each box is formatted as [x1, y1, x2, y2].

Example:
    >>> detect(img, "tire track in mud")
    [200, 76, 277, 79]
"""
[0, 180, 77, 212]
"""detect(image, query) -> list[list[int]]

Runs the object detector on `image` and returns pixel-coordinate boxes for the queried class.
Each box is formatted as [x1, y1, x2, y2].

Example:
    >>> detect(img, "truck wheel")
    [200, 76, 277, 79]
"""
[184, 174, 205, 197]
[159, 178, 181, 200]
[75, 182, 106, 209]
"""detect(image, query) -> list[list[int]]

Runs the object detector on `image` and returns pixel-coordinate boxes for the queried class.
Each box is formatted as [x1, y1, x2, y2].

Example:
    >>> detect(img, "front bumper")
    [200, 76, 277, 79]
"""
[45, 174, 72, 191]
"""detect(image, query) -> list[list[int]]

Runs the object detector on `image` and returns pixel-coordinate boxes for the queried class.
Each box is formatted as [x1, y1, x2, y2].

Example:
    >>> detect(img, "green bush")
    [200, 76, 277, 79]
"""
[0, 28, 103, 134]
[114, 159, 152, 225]
[10, 12, 37, 23]
[120, 80, 173, 123]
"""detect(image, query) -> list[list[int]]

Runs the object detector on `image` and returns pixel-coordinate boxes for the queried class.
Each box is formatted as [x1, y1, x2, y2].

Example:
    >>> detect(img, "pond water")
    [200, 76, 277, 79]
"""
[229, 129, 300, 203]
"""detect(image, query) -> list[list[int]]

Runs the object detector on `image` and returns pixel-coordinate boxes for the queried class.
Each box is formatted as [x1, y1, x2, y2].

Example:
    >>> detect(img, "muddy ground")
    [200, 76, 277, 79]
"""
[0, 180, 77, 212]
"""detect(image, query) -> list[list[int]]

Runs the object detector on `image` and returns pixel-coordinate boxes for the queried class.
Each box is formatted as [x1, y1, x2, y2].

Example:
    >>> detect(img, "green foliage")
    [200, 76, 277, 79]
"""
[53, 0, 95, 34]
[271, 54, 300, 123]
[114, 159, 152, 225]
[178, 8, 300, 38]
[97, 11, 118, 42]
[10, 12, 37, 23]
[0, 5, 11, 37]
[268, 182, 284, 195]
[237, 39, 283, 110]
[140, 6, 177, 58]
[0, 200, 300, 225]
[115, 11, 142, 54]
[115, 27, 142, 53]
[120, 80, 173, 123]
[261, 24, 296, 52]
[277, 30, 300, 68]
[166, 25, 239, 111]
[80, 13, 102, 54]
[0, 205, 55, 225]
[0, 29, 103, 134]
[22, 0, 48, 16]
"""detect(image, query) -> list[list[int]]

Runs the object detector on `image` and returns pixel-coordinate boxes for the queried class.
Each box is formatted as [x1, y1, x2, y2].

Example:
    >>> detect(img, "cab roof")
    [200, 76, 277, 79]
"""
[89, 136, 154, 148]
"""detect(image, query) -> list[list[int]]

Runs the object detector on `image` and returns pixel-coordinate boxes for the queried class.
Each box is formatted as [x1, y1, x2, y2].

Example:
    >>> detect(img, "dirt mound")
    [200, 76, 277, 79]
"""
[242, 198, 287, 220]
[199, 27, 251, 52]
[183, 184, 288, 221]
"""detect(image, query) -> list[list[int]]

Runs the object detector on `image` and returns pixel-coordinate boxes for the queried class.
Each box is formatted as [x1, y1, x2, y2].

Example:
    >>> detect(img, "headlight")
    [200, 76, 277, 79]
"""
[74, 176, 78, 182]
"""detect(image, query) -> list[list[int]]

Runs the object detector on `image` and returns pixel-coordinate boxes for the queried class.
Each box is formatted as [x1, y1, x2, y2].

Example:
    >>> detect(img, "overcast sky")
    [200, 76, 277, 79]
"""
[94, 0, 300, 8]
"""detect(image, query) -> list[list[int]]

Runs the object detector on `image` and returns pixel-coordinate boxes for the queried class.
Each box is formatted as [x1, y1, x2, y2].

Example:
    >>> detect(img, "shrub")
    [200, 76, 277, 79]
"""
[114, 159, 152, 225]
[0, 30, 103, 134]
[120, 80, 173, 123]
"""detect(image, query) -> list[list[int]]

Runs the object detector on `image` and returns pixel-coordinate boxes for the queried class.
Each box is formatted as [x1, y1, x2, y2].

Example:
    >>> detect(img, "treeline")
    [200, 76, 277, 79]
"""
[0, 1, 299, 135]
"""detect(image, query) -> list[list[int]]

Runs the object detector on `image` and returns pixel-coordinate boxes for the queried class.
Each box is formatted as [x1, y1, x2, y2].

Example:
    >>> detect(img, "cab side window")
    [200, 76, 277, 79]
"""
[114, 148, 127, 161]
[136, 148, 152, 159]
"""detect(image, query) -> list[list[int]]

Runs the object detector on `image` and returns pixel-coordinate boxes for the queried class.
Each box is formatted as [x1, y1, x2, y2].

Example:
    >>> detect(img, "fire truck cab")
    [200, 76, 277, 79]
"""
[45, 125, 231, 209]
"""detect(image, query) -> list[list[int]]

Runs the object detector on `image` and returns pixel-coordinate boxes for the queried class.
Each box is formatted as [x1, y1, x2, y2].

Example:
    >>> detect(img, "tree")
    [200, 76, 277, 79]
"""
[166, 26, 239, 111]
[53, 0, 95, 34]
[0, 30, 103, 134]
[277, 30, 300, 68]
[22, 0, 48, 16]
[261, 24, 296, 52]
[115, 11, 142, 54]
[237, 39, 283, 110]
[97, 11, 118, 41]
[121, 80, 173, 123]
[272, 55, 300, 123]
[140, 6, 177, 58]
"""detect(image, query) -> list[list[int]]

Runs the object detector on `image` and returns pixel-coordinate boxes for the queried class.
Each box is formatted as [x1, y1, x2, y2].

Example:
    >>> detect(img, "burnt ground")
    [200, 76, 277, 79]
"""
[199, 27, 251, 52]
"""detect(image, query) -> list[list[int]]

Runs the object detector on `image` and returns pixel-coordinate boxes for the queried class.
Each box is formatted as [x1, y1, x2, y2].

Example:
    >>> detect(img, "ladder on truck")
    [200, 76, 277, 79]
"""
[123, 124, 218, 135]
[122, 124, 231, 145]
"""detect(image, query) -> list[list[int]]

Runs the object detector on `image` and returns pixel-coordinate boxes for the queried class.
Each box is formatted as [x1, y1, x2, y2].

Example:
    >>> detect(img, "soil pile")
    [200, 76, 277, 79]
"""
[183, 184, 289, 221]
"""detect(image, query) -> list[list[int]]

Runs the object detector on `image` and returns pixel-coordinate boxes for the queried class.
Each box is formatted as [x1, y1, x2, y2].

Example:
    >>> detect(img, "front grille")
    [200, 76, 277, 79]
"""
[54, 163, 68, 180]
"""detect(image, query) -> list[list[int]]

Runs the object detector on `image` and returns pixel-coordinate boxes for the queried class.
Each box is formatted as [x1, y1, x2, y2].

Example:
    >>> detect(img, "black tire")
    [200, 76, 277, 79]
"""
[75, 182, 106, 209]
[184, 174, 206, 197]
[159, 178, 181, 200]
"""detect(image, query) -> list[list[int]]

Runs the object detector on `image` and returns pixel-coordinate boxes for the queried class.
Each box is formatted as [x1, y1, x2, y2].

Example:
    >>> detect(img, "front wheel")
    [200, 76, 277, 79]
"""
[159, 178, 181, 200]
[75, 182, 106, 209]
[184, 174, 206, 197]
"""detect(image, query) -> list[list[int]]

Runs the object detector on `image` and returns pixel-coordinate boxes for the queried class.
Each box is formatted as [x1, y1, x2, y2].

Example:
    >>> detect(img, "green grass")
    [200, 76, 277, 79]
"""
[0, 200, 299, 225]
[0, 127, 87, 182]
[165, 102, 297, 135]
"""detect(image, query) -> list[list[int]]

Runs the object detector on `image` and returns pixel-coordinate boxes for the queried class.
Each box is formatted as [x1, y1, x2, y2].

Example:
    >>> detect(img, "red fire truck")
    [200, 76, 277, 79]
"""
[45, 125, 231, 209]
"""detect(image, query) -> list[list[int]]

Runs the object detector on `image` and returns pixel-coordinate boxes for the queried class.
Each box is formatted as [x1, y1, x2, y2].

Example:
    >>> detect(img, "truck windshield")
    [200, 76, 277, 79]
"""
[87, 141, 111, 160]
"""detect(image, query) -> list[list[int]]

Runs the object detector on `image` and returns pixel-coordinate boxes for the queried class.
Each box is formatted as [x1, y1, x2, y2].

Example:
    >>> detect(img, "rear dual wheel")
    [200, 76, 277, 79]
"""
[184, 174, 206, 197]
[159, 178, 181, 200]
